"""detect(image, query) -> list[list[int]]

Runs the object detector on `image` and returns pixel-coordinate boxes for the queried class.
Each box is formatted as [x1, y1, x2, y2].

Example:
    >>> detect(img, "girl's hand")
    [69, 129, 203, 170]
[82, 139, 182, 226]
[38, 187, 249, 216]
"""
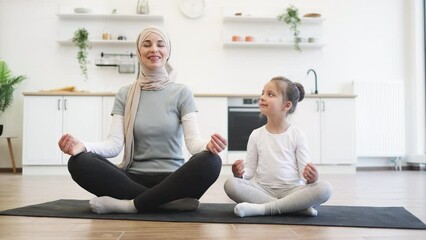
[206, 133, 227, 154]
[303, 163, 319, 184]
[232, 159, 245, 178]
[58, 133, 86, 156]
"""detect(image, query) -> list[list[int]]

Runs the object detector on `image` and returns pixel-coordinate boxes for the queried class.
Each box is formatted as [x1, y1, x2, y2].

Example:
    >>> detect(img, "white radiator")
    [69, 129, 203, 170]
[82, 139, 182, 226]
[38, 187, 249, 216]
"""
[352, 80, 405, 158]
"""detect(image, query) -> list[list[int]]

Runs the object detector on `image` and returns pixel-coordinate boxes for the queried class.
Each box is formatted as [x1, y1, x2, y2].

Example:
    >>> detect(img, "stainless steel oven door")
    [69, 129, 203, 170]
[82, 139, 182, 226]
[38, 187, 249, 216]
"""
[228, 107, 266, 151]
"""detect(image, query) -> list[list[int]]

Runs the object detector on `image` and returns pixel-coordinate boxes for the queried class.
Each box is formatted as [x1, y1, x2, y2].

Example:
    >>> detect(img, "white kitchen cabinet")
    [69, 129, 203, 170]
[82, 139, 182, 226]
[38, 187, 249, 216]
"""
[290, 97, 356, 165]
[23, 95, 103, 166]
[193, 97, 229, 164]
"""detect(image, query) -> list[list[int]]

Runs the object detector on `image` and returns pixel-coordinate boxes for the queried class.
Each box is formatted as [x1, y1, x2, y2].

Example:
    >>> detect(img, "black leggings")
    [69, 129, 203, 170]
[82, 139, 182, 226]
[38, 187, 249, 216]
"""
[67, 151, 222, 212]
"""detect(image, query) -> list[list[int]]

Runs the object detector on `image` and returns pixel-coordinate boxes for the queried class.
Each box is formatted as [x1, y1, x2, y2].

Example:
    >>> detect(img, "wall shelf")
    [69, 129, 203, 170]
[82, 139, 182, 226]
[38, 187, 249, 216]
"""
[56, 12, 163, 47]
[223, 14, 325, 50]
[56, 13, 164, 21]
[223, 15, 325, 24]
[57, 39, 135, 46]
[223, 41, 325, 49]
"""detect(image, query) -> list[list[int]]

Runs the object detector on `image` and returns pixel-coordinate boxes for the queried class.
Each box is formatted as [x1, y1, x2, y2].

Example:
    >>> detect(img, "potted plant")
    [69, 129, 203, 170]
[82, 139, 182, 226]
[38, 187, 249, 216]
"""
[72, 28, 91, 81]
[277, 5, 301, 52]
[0, 60, 26, 136]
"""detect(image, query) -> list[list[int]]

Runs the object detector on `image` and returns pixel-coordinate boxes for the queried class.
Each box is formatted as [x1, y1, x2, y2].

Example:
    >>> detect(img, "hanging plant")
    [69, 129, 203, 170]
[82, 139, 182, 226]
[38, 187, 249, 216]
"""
[72, 28, 91, 80]
[277, 5, 301, 52]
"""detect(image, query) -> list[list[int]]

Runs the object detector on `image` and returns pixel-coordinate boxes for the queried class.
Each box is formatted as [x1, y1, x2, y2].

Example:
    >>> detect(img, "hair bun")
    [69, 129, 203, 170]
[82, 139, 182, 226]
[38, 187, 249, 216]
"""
[295, 82, 305, 102]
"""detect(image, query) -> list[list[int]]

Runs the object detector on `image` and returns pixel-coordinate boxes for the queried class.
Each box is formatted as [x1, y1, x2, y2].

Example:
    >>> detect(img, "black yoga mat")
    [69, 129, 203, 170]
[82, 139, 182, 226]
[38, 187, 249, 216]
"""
[1, 199, 425, 229]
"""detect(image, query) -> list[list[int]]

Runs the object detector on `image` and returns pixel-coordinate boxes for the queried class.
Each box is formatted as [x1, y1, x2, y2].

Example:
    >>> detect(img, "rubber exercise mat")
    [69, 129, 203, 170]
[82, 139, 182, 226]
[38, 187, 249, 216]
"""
[1, 199, 425, 229]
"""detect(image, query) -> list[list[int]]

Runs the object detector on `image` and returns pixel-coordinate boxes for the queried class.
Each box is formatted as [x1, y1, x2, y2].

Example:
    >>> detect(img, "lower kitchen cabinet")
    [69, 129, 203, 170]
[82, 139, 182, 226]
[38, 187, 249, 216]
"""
[290, 97, 356, 165]
[23, 95, 103, 168]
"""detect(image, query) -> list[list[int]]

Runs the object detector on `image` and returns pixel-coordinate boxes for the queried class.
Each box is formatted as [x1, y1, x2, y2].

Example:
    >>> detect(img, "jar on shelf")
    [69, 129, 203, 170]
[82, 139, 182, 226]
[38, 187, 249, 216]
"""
[102, 31, 112, 40]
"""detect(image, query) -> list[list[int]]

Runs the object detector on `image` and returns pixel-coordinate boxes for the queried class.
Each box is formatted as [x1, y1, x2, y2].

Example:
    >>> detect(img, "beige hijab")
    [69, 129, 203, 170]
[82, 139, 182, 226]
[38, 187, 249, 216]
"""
[118, 26, 174, 170]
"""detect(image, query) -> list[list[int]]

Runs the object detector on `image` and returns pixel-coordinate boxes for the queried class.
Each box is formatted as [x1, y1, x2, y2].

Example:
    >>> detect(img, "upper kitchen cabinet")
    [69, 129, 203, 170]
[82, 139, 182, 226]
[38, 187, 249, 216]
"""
[56, 12, 164, 46]
[222, 14, 325, 49]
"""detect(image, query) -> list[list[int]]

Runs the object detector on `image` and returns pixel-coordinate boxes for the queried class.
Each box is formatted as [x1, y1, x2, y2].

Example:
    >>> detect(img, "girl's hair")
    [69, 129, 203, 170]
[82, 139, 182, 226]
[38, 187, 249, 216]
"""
[270, 76, 305, 114]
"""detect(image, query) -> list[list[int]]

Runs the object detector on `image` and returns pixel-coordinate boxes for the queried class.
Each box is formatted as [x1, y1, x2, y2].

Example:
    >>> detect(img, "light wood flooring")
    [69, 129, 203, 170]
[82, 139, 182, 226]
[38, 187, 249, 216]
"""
[0, 169, 425, 240]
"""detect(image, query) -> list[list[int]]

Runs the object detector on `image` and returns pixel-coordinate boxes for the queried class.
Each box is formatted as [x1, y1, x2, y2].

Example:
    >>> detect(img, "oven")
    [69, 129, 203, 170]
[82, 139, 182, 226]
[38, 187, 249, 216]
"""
[227, 97, 266, 156]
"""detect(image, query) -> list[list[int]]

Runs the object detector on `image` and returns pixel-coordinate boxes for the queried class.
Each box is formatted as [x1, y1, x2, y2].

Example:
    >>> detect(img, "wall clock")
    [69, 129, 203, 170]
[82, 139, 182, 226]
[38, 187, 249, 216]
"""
[179, 0, 206, 19]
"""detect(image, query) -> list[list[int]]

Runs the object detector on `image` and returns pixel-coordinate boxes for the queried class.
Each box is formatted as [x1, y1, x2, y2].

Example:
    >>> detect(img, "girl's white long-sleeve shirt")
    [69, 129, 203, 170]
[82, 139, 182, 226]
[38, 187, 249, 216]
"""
[243, 125, 310, 187]
[83, 112, 208, 158]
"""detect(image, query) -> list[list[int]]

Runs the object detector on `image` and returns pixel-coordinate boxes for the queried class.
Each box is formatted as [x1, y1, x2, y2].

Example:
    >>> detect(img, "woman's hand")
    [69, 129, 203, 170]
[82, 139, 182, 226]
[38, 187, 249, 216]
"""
[303, 163, 319, 184]
[206, 133, 227, 154]
[58, 133, 86, 156]
[232, 159, 245, 178]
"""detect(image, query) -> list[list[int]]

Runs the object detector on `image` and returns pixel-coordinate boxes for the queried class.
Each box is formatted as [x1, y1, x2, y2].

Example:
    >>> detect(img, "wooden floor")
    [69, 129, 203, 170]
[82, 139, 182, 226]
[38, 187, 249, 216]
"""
[0, 169, 425, 240]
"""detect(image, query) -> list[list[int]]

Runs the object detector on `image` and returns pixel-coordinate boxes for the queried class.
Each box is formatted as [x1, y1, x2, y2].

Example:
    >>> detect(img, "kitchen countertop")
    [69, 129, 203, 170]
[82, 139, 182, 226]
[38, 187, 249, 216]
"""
[23, 92, 356, 98]
[23, 91, 117, 96]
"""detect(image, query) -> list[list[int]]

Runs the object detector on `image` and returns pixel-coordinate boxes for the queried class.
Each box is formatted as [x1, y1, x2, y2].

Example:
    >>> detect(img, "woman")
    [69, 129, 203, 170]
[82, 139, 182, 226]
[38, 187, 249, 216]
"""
[58, 25, 227, 214]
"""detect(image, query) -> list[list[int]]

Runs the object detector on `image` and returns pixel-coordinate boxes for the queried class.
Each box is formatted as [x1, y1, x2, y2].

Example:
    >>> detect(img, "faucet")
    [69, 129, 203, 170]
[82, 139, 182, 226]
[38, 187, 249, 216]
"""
[307, 69, 318, 94]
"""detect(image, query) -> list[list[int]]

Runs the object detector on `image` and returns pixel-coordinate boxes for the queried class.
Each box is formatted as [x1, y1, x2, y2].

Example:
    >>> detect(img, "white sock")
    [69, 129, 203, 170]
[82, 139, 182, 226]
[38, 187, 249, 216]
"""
[296, 207, 318, 217]
[234, 202, 265, 218]
[89, 196, 138, 214]
[159, 198, 200, 211]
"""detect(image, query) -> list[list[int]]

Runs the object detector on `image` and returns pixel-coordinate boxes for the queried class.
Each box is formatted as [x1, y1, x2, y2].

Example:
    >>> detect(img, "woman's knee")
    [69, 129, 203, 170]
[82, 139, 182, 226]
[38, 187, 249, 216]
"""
[191, 151, 222, 175]
[68, 152, 88, 172]
[67, 152, 101, 175]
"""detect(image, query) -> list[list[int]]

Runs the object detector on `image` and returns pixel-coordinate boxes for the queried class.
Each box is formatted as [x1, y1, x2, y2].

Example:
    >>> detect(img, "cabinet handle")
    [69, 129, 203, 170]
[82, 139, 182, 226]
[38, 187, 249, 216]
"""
[64, 99, 68, 110]
[57, 99, 61, 110]
[321, 100, 325, 112]
[316, 100, 320, 112]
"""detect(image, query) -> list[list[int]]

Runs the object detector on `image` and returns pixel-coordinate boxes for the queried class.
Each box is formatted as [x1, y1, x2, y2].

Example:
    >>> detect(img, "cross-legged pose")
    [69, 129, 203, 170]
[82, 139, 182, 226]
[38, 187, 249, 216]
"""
[224, 76, 332, 218]
[58, 26, 227, 214]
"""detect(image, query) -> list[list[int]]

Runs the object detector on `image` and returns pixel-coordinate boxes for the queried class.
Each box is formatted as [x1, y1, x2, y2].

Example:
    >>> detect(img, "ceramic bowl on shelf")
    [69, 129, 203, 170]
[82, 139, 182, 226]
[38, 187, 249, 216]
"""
[308, 37, 320, 43]
[303, 13, 321, 18]
[73, 8, 93, 14]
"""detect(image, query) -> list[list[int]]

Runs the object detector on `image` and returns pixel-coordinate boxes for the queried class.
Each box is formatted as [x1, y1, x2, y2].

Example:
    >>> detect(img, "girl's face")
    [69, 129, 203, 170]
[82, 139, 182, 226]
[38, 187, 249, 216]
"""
[259, 81, 291, 117]
[138, 33, 169, 70]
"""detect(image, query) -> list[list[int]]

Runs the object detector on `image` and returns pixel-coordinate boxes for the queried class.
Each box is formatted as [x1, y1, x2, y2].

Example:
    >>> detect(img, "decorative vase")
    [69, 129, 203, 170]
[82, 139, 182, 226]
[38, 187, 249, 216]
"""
[137, 0, 150, 14]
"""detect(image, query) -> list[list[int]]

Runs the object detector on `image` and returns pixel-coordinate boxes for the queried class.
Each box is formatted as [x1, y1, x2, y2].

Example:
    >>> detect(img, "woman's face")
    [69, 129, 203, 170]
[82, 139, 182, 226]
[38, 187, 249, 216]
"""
[138, 33, 169, 70]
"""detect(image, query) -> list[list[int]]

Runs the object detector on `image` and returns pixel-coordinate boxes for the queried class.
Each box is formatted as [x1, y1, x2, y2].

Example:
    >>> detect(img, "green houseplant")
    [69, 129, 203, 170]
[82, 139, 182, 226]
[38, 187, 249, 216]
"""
[72, 28, 91, 81]
[277, 5, 301, 51]
[0, 60, 26, 135]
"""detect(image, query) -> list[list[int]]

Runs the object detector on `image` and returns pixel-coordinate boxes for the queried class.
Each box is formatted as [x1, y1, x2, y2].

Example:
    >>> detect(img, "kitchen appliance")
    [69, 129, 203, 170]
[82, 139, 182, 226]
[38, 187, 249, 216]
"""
[227, 97, 266, 160]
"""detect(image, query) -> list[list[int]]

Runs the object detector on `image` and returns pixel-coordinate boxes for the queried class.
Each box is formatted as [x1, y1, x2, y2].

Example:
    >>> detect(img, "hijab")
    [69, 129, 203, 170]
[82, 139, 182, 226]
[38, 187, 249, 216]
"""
[119, 26, 174, 170]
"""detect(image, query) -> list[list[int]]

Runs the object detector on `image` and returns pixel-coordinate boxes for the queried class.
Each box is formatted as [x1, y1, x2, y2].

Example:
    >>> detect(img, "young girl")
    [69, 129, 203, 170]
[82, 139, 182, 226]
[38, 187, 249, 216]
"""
[224, 76, 333, 218]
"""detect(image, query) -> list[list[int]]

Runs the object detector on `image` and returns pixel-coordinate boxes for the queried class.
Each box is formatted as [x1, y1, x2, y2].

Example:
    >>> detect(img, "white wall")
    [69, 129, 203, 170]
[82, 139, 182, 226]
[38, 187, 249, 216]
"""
[0, 0, 423, 168]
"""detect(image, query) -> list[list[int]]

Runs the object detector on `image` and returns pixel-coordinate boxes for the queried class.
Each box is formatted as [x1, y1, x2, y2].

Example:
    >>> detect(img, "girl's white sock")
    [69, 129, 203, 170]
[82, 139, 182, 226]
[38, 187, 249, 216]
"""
[234, 202, 265, 218]
[89, 196, 138, 214]
[296, 207, 318, 216]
